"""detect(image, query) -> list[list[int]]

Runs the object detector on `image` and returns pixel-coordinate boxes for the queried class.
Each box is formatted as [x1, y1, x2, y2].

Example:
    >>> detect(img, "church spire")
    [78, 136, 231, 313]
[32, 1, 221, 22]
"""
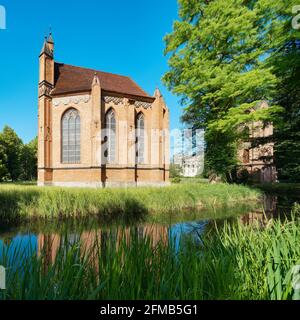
[39, 33, 54, 88]
[40, 36, 53, 58]
[47, 28, 54, 54]
[47, 27, 54, 44]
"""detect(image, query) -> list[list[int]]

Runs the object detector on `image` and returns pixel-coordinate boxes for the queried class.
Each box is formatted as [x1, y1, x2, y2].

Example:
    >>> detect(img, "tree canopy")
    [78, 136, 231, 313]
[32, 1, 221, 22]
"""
[0, 126, 37, 182]
[163, 0, 300, 181]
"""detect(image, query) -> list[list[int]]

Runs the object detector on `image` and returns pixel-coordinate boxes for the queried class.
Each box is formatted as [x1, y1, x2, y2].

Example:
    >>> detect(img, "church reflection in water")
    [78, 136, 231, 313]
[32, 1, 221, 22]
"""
[37, 224, 170, 268]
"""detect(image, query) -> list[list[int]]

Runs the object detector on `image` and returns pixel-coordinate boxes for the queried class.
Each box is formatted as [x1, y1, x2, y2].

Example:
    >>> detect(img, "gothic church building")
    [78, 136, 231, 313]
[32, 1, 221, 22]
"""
[38, 34, 170, 187]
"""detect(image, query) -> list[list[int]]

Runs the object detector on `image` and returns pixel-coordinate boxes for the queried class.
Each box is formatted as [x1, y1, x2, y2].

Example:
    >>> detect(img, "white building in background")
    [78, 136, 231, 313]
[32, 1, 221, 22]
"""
[173, 153, 204, 177]
[172, 127, 205, 177]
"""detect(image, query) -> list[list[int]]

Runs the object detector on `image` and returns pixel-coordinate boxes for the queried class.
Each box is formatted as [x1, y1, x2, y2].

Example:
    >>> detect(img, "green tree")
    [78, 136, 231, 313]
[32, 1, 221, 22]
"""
[0, 126, 23, 181]
[272, 44, 300, 181]
[163, 0, 295, 180]
[169, 163, 183, 178]
[20, 137, 38, 181]
[0, 144, 8, 181]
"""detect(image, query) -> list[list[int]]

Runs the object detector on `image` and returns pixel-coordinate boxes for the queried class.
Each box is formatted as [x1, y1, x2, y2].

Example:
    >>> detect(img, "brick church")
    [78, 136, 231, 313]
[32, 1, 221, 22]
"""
[38, 33, 170, 187]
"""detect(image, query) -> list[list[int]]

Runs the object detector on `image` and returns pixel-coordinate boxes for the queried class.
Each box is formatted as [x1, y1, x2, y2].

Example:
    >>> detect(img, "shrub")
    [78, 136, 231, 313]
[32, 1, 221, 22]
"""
[171, 177, 181, 184]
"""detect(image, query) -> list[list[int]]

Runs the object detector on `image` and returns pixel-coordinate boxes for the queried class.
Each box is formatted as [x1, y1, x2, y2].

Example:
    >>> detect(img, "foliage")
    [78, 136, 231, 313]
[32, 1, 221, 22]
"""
[0, 144, 8, 180]
[20, 137, 38, 181]
[163, 0, 299, 179]
[169, 163, 182, 178]
[271, 41, 300, 182]
[0, 126, 37, 181]
[292, 202, 300, 216]
[204, 131, 238, 181]
[0, 126, 23, 181]
[171, 176, 181, 184]
[255, 183, 300, 195]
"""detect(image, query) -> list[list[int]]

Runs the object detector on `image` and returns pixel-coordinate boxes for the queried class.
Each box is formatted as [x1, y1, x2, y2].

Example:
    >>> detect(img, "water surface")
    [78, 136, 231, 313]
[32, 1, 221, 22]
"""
[0, 192, 298, 266]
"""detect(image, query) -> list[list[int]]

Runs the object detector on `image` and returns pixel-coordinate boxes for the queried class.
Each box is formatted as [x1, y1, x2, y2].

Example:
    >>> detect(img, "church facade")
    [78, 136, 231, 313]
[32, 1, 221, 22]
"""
[38, 34, 170, 187]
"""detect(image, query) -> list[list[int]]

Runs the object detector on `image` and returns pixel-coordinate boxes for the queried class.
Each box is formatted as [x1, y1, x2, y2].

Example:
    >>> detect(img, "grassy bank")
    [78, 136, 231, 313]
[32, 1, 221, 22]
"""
[1, 207, 299, 300]
[0, 183, 260, 223]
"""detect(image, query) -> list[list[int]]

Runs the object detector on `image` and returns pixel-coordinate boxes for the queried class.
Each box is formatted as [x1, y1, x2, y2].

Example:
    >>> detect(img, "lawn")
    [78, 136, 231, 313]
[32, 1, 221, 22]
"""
[0, 183, 260, 223]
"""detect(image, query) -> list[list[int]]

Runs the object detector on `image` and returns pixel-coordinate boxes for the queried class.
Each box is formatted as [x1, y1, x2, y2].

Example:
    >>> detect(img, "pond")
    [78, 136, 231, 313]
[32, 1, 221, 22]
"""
[0, 191, 298, 265]
[0, 189, 299, 300]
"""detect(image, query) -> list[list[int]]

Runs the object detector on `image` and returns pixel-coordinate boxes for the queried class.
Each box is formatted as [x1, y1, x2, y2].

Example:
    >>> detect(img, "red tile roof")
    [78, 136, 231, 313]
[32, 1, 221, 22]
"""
[52, 63, 154, 100]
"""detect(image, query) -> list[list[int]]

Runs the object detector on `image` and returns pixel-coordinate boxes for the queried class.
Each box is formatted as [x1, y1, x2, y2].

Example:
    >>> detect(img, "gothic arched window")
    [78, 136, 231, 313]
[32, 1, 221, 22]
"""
[62, 108, 81, 163]
[106, 109, 116, 163]
[243, 149, 250, 164]
[136, 113, 145, 164]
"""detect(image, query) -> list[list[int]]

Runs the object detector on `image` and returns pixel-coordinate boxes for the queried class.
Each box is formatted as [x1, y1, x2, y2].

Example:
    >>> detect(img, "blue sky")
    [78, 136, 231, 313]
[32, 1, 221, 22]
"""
[0, 0, 184, 146]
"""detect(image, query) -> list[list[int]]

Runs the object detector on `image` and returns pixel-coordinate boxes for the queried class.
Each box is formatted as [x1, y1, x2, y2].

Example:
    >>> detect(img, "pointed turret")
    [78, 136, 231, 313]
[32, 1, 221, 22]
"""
[47, 29, 54, 53]
[39, 34, 54, 86]
[38, 32, 55, 185]
[154, 87, 162, 99]
[151, 86, 169, 172]
[40, 37, 53, 58]
[47, 29, 54, 44]
[92, 72, 100, 87]
[154, 87, 167, 108]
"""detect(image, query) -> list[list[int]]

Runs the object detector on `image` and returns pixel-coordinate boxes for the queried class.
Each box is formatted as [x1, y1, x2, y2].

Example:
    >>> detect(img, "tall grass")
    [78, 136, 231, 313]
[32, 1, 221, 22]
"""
[0, 183, 260, 223]
[0, 211, 299, 300]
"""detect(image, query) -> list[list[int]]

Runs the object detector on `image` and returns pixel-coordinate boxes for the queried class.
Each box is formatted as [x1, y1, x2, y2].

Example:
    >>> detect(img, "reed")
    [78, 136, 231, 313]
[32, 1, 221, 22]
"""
[0, 211, 299, 300]
[0, 183, 260, 223]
